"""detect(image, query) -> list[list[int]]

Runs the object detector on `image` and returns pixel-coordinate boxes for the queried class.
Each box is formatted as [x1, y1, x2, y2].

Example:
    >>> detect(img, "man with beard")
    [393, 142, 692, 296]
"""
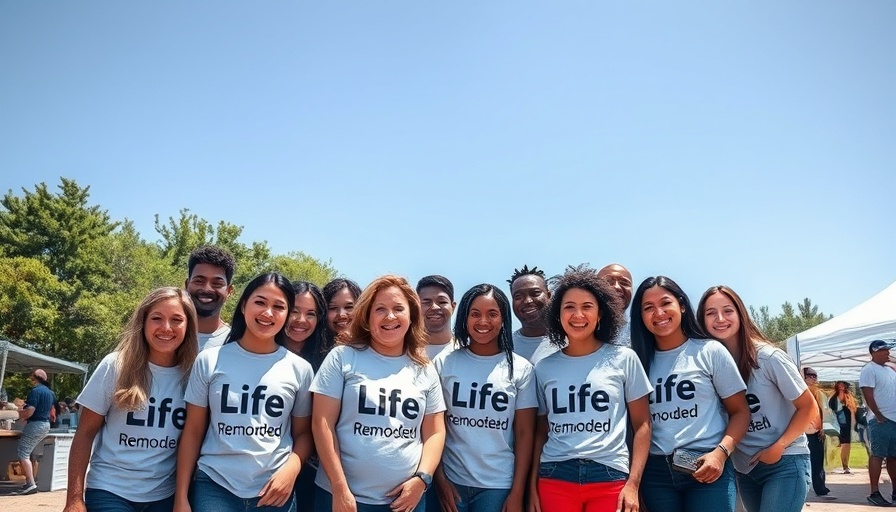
[416, 275, 457, 360]
[597, 263, 634, 347]
[185, 246, 235, 350]
[508, 265, 556, 364]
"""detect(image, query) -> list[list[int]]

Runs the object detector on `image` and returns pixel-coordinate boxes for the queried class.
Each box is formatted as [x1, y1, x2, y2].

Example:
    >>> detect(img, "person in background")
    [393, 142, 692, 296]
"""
[311, 275, 445, 512]
[802, 367, 833, 499]
[530, 268, 651, 512]
[508, 265, 556, 364]
[185, 246, 235, 351]
[322, 278, 362, 346]
[699, 285, 814, 512]
[175, 273, 314, 512]
[64, 287, 199, 512]
[16, 368, 56, 495]
[283, 281, 330, 512]
[596, 263, 634, 347]
[434, 284, 536, 512]
[859, 339, 896, 507]
[630, 276, 749, 512]
[416, 275, 458, 361]
[828, 381, 857, 474]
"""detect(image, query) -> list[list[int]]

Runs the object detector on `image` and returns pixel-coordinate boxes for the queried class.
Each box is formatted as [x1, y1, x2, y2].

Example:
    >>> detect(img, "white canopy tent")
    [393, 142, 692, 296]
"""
[787, 281, 896, 382]
[0, 339, 89, 391]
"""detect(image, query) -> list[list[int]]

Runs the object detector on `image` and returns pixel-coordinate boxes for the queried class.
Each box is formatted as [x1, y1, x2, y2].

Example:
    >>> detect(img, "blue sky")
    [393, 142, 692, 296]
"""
[2, 2, 894, 324]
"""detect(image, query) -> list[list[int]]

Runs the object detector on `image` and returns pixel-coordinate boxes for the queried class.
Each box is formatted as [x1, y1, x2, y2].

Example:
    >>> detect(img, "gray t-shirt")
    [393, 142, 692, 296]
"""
[731, 344, 809, 473]
[535, 344, 651, 473]
[860, 362, 896, 420]
[198, 325, 230, 351]
[77, 353, 187, 502]
[311, 346, 446, 505]
[512, 330, 558, 365]
[433, 348, 537, 488]
[648, 339, 746, 455]
[185, 343, 313, 498]
[425, 338, 457, 361]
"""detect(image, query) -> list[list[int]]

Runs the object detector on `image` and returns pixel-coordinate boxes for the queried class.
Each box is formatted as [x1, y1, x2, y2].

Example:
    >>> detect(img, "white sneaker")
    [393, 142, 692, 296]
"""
[19, 483, 37, 495]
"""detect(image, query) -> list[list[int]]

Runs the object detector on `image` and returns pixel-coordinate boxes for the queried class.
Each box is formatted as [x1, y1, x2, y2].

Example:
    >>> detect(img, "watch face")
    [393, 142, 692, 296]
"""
[416, 472, 433, 486]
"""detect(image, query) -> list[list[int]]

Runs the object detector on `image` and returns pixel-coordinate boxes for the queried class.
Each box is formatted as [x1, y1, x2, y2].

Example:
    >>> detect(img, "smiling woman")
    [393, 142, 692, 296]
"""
[174, 273, 315, 512]
[310, 275, 446, 512]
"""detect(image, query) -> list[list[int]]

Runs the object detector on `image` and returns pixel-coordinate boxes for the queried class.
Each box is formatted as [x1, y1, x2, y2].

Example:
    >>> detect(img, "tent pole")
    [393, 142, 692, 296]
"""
[0, 339, 8, 391]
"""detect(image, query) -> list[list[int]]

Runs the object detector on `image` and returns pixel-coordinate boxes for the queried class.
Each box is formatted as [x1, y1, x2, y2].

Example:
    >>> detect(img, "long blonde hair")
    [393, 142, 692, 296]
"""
[113, 287, 199, 410]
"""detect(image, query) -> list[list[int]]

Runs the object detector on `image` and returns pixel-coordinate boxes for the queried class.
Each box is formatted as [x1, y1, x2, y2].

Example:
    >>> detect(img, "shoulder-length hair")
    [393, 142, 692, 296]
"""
[290, 281, 330, 372]
[225, 273, 295, 346]
[342, 275, 427, 366]
[630, 276, 708, 375]
[546, 267, 623, 347]
[322, 278, 362, 342]
[697, 285, 767, 383]
[114, 287, 199, 410]
[454, 284, 515, 378]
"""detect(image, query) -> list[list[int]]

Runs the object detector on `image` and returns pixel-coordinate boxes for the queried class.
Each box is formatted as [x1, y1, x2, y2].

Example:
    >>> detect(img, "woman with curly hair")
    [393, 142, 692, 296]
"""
[698, 285, 814, 512]
[311, 275, 446, 512]
[828, 381, 858, 474]
[65, 287, 199, 512]
[529, 267, 652, 512]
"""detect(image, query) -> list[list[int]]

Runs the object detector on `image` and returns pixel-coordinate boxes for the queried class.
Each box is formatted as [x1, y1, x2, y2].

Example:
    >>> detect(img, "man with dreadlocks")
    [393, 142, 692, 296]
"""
[508, 265, 557, 364]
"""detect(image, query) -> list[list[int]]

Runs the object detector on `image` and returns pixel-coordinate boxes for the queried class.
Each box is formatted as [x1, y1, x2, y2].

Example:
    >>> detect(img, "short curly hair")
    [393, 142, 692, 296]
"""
[188, 246, 235, 283]
[545, 267, 624, 347]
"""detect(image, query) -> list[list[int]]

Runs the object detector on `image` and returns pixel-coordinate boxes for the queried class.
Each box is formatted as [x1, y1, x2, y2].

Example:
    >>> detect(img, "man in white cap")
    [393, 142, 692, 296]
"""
[16, 368, 56, 494]
[860, 339, 896, 507]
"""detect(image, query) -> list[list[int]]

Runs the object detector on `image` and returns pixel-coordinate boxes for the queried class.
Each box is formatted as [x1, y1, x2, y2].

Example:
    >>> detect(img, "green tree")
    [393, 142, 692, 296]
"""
[751, 298, 832, 347]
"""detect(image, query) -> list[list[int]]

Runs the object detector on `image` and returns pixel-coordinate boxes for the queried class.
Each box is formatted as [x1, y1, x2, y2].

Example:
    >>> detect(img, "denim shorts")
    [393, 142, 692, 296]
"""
[538, 458, 628, 484]
[85, 488, 174, 512]
[868, 418, 896, 457]
[17, 420, 50, 459]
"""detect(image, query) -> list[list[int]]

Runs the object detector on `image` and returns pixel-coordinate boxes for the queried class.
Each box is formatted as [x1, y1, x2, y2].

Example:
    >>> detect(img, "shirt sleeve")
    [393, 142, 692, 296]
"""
[310, 347, 346, 400]
[515, 359, 539, 410]
[534, 363, 548, 416]
[76, 353, 118, 416]
[767, 348, 808, 402]
[859, 364, 876, 389]
[622, 349, 652, 403]
[184, 350, 213, 407]
[423, 364, 446, 415]
[708, 341, 747, 399]
[291, 358, 314, 418]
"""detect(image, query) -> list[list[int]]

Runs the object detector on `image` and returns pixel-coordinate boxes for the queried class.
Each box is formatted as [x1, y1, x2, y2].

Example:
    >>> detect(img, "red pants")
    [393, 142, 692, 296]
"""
[537, 478, 625, 512]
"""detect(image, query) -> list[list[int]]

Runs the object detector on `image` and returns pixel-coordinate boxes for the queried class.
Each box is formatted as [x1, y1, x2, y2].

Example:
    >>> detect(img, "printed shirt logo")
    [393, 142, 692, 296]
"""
[120, 396, 185, 449]
[649, 373, 699, 422]
[547, 383, 612, 434]
[217, 383, 287, 438]
[447, 381, 511, 431]
[746, 393, 771, 432]
[353, 384, 421, 440]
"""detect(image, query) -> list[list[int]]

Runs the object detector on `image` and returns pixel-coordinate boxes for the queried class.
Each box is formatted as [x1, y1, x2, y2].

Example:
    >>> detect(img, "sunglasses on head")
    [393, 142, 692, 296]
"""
[805, 373, 818, 378]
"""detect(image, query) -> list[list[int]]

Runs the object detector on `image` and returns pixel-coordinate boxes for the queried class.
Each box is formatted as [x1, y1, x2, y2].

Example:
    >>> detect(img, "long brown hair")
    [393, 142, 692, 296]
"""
[341, 275, 427, 366]
[697, 285, 767, 383]
[113, 287, 199, 410]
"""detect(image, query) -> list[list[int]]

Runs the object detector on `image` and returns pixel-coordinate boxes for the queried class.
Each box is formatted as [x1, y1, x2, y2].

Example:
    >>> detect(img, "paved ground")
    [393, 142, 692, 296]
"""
[0, 469, 892, 511]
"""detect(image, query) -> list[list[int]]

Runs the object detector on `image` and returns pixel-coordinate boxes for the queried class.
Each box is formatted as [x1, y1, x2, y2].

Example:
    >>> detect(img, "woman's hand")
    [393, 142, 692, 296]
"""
[527, 481, 542, 512]
[62, 498, 87, 512]
[257, 457, 300, 507]
[501, 487, 523, 512]
[332, 487, 357, 512]
[615, 480, 640, 512]
[172, 497, 192, 512]
[386, 476, 426, 512]
[750, 442, 784, 466]
[434, 469, 460, 512]
[692, 447, 726, 484]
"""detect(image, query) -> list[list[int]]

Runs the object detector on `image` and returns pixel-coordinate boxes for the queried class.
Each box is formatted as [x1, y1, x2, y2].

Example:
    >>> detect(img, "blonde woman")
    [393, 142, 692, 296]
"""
[64, 287, 199, 512]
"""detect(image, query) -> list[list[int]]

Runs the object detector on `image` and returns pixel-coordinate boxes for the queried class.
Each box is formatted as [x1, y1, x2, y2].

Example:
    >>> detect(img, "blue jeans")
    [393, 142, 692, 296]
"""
[538, 458, 628, 484]
[85, 488, 174, 512]
[642, 455, 736, 512]
[736, 455, 809, 512]
[294, 464, 317, 512]
[450, 482, 510, 512]
[191, 470, 296, 512]
[314, 486, 425, 512]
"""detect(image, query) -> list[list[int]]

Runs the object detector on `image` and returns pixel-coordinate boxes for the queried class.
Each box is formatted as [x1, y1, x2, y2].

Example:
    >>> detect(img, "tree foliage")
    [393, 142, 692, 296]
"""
[0, 178, 337, 399]
[750, 298, 832, 347]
